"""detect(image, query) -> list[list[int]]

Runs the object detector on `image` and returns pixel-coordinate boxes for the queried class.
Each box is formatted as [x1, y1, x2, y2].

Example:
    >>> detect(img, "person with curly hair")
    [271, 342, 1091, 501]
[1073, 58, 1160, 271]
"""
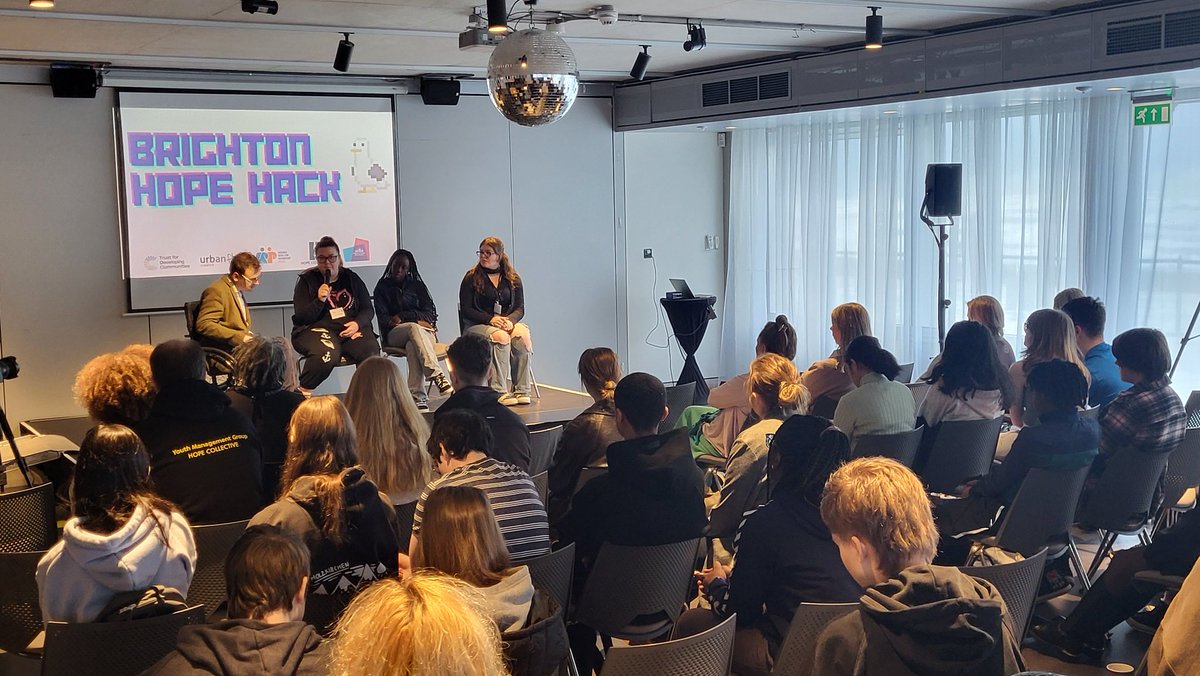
[73, 344, 157, 426]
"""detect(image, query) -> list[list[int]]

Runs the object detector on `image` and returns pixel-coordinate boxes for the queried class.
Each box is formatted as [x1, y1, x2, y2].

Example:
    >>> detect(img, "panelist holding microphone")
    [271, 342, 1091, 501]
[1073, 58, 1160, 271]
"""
[195, 252, 261, 352]
[291, 236, 380, 390]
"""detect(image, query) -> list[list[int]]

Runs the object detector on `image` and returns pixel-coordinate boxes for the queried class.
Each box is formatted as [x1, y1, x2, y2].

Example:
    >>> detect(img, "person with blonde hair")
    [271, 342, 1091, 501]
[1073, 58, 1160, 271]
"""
[546, 347, 623, 531]
[709, 353, 808, 543]
[73, 344, 157, 426]
[460, 236, 533, 406]
[1009, 308, 1090, 428]
[249, 396, 402, 633]
[967, 295, 1017, 368]
[1053, 287, 1086, 310]
[345, 357, 431, 544]
[814, 457, 1024, 675]
[330, 574, 509, 676]
[801, 303, 872, 405]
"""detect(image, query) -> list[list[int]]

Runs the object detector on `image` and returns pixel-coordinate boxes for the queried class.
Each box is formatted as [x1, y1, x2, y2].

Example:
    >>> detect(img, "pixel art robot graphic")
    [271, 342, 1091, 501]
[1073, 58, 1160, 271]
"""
[350, 138, 391, 193]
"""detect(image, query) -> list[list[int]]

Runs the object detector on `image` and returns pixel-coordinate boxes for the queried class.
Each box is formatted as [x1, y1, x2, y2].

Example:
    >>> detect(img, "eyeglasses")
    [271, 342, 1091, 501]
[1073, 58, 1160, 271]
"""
[477, 250, 497, 258]
[316, 254, 339, 263]
[243, 275, 261, 285]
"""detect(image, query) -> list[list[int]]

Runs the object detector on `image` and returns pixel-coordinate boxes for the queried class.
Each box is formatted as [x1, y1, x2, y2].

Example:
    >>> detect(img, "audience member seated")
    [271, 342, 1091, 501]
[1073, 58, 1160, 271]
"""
[919, 321, 1013, 427]
[546, 347, 623, 533]
[680, 416, 860, 676]
[330, 573, 508, 676]
[1061, 296, 1132, 408]
[73, 344, 156, 426]
[677, 315, 798, 459]
[800, 303, 872, 404]
[37, 424, 196, 623]
[969, 295, 1017, 369]
[1144, 557, 1200, 675]
[291, 235, 380, 391]
[373, 248, 453, 409]
[1053, 286, 1086, 310]
[709, 354, 807, 545]
[813, 457, 1024, 675]
[146, 524, 328, 676]
[136, 339, 265, 524]
[833, 336, 915, 449]
[345, 356, 430, 543]
[436, 333, 532, 472]
[1032, 503, 1200, 664]
[934, 360, 1098, 565]
[249, 396, 402, 633]
[415, 409, 549, 561]
[195, 251, 261, 352]
[228, 336, 305, 499]
[1009, 309, 1090, 428]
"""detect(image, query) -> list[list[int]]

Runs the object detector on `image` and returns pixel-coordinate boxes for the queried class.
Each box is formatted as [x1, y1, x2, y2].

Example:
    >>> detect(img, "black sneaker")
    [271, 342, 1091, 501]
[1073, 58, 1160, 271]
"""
[1038, 565, 1074, 599]
[415, 400, 430, 412]
[431, 372, 453, 395]
[1127, 594, 1169, 635]
[1031, 619, 1104, 664]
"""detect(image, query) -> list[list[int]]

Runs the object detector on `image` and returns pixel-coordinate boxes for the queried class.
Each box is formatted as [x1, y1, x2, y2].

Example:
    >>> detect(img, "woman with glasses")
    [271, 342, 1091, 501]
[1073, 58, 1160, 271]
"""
[459, 236, 533, 405]
[291, 235, 380, 390]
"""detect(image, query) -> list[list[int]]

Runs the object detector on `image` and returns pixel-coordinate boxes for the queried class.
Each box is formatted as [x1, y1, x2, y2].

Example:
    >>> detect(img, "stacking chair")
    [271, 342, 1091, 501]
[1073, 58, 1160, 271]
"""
[529, 424, 564, 476]
[525, 543, 580, 676]
[186, 519, 250, 617]
[1185, 390, 1200, 428]
[660, 382, 697, 433]
[1082, 448, 1173, 582]
[531, 471, 550, 506]
[41, 605, 205, 676]
[808, 395, 838, 420]
[906, 381, 932, 408]
[183, 300, 235, 388]
[0, 482, 57, 552]
[1152, 427, 1200, 536]
[920, 417, 1003, 494]
[852, 426, 925, 467]
[771, 602, 858, 676]
[895, 362, 915, 384]
[961, 547, 1047, 640]
[0, 550, 47, 654]
[574, 538, 702, 644]
[599, 613, 736, 676]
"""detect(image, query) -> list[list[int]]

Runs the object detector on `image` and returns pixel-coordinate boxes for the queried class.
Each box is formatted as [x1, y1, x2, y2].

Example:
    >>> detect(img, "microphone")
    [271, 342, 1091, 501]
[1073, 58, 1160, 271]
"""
[323, 269, 331, 285]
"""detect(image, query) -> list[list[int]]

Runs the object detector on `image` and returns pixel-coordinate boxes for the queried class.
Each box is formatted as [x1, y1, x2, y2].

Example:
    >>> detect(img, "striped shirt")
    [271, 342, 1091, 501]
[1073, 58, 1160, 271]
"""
[413, 457, 550, 561]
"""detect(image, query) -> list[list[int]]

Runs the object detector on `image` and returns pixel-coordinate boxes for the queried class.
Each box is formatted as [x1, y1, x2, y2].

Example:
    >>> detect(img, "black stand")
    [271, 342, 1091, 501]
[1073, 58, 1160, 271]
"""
[660, 296, 717, 404]
[921, 204, 954, 351]
[1169, 298, 1200, 380]
[0, 404, 32, 491]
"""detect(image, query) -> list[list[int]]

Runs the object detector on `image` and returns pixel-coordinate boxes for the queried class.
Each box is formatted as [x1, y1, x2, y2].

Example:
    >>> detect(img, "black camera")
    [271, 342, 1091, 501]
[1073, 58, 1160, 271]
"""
[0, 356, 19, 382]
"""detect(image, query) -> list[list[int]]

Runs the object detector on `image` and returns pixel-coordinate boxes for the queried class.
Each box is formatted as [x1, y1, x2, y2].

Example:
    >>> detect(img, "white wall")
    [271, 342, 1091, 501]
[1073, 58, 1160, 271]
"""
[622, 132, 727, 384]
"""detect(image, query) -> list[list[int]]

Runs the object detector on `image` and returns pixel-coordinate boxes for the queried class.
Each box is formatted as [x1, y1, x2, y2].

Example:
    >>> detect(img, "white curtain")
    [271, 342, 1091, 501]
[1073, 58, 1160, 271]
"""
[723, 90, 1200, 392]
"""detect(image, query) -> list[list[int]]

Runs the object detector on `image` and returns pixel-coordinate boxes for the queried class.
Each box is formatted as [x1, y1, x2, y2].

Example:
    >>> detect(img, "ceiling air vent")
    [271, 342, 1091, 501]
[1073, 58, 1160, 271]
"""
[730, 76, 758, 104]
[758, 71, 790, 100]
[702, 80, 730, 107]
[1165, 9, 1200, 48]
[1106, 16, 1163, 55]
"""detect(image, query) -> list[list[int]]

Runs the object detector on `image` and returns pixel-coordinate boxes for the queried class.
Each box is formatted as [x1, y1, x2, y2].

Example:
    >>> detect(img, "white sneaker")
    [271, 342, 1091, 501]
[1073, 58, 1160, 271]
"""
[498, 392, 520, 406]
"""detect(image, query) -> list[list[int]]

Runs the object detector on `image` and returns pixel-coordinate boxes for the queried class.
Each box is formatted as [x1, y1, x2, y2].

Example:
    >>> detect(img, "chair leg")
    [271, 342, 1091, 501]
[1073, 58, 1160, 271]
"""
[1068, 538, 1092, 592]
[1087, 531, 1117, 582]
[530, 364, 541, 399]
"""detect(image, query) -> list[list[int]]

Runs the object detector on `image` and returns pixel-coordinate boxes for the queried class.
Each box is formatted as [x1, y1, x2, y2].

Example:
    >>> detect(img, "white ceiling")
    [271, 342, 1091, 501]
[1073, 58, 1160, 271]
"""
[0, 0, 1132, 81]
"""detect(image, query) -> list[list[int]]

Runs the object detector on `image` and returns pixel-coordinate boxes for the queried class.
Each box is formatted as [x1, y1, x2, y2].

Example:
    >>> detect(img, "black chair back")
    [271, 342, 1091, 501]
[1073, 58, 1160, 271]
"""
[920, 417, 1003, 494]
[661, 383, 698, 433]
[183, 300, 202, 339]
[531, 471, 549, 506]
[0, 550, 46, 653]
[852, 426, 924, 467]
[394, 500, 417, 547]
[809, 395, 838, 420]
[525, 542, 576, 615]
[1081, 448, 1172, 531]
[906, 381, 932, 408]
[600, 613, 736, 676]
[529, 424, 564, 475]
[993, 464, 1092, 558]
[961, 547, 1047, 641]
[896, 362, 915, 384]
[771, 602, 858, 676]
[42, 605, 205, 676]
[187, 519, 250, 617]
[0, 482, 56, 553]
[1159, 428, 1200, 520]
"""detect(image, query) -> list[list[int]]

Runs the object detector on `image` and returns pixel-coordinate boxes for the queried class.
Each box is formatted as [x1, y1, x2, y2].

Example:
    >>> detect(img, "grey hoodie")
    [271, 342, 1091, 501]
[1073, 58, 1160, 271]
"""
[36, 504, 196, 623]
[477, 565, 535, 633]
[144, 620, 329, 675]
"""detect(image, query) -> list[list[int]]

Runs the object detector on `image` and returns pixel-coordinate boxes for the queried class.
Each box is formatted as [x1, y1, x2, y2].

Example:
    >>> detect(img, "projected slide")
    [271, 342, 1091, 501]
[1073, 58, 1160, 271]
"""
[116, 92, 398, 311]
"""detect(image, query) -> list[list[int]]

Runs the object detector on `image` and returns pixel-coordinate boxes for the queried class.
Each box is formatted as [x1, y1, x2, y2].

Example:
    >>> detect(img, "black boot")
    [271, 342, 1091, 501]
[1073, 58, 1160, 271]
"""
[1060, 574, 1151, 644]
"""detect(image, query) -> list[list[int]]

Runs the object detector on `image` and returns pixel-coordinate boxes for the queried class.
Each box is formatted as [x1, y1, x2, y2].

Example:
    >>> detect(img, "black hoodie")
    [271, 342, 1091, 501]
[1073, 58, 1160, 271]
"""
[144, 619, 329, 675]
[135, 378, 265, 525]
[813, 565, 1024, 676]
[435, 385, 532, 472]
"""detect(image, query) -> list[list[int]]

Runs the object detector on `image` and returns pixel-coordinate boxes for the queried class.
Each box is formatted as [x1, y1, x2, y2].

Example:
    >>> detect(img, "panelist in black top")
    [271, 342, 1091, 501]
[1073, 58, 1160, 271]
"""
[291, 235, 380, 390]
[459, 236, 533, 406]
[374, 248, 453, 408]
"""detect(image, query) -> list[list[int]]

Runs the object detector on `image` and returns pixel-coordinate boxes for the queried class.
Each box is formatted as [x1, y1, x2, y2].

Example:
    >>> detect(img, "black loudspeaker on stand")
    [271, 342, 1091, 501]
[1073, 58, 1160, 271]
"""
[921, 163, 962, 350]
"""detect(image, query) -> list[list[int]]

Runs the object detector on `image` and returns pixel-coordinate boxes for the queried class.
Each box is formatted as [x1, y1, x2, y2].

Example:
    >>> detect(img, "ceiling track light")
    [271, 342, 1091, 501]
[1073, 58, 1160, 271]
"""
[630, 44, 651, 81]
[241, 0, 279, 15]
[865, 7, 883, 49]
[333, 32, 354, 72]
[487, 0, 509, 34]
[683, 22, 707, 52]
[28, 0, 55, 8]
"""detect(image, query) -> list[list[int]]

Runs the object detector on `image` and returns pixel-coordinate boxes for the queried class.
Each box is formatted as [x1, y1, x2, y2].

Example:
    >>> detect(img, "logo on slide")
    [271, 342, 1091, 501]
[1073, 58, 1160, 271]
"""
[257, 247, 279, 264]
[349, 138, 391, 193]
[143, 255, 159, 271]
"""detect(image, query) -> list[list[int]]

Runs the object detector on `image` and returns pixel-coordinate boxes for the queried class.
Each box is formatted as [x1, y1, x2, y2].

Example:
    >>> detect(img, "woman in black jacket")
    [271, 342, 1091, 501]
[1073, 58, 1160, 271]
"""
[459, 236, 532, 406]
[374, 249, 452, 408]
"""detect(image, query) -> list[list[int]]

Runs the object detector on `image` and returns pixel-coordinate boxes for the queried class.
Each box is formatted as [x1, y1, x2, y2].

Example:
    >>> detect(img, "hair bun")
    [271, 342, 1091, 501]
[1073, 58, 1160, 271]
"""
[775, 314, 789, 325]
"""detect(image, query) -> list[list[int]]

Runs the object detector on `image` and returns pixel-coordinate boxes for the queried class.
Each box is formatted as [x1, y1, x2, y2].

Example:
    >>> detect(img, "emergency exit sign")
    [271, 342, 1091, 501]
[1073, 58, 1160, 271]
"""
[1134, 102, 1171, 126]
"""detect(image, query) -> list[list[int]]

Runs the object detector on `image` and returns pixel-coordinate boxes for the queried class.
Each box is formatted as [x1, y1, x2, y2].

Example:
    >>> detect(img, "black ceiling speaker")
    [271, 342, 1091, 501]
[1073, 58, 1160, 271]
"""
[49, 64, 99, 98]
[420, 78, 461, 106]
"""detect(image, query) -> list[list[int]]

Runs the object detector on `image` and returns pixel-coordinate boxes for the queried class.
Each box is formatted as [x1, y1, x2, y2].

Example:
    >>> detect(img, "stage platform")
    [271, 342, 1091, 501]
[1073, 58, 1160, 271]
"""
[22, 383, 593, 446]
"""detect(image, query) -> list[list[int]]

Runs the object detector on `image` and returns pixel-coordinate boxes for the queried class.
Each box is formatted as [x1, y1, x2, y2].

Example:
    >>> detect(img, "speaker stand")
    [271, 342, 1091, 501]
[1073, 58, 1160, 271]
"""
[921, 204, 955, 351]
[1169, 297, 1200, 380]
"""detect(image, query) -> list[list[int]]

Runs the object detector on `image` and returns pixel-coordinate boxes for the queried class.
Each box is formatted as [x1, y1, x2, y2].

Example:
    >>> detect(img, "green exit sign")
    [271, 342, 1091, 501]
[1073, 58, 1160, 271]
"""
[1134, 102, 1171, 126]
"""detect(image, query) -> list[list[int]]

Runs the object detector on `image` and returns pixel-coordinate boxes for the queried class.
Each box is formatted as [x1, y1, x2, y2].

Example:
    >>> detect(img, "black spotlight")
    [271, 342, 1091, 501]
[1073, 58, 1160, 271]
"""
[630, 45, 651, 81]
[241, 0, 279, 15]
[334, 32, 354, 72]
[487, 0, 508, 34]
[865, 7, 883, 49]
[683, 22, 707, 52]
